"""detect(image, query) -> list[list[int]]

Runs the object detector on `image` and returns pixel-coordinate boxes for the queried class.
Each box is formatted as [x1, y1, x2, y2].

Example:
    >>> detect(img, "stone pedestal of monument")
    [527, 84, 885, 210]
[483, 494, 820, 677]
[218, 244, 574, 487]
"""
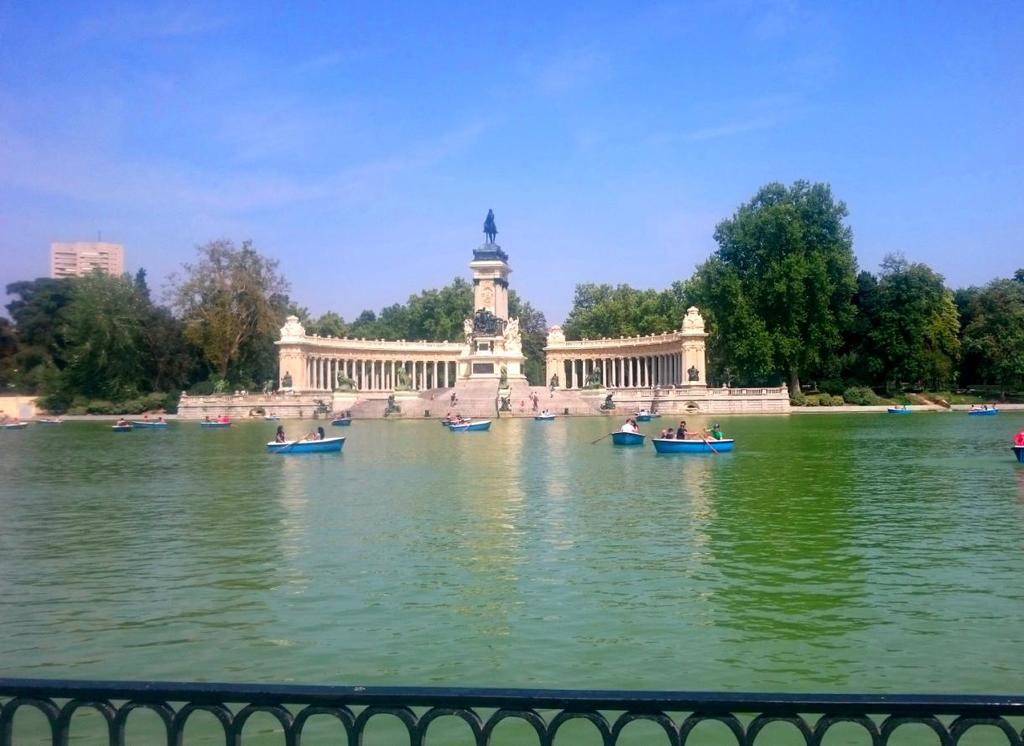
[331, 391, 358, 412]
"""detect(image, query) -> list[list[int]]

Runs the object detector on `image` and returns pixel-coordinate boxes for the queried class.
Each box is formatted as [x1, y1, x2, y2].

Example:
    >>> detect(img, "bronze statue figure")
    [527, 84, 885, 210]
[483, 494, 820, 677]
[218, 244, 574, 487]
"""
[483, 209, 498, 244]
[688, 365, 700, 382]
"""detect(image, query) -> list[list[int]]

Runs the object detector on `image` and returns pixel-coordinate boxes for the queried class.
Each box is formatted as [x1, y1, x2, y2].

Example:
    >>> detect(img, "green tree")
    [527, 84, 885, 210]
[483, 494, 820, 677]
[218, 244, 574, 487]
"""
[169, 240, 290, 382]
[347, 310, 380, 338]
[690, 258, 775, 385]
[961, 278, 1024, 396]
[4, 277, 75, 392]
[867, 255, 960, 390]
[61, 273, 149, 399]
[348, 278, 474, 341]
[841, 270, 884, 385]
[0, 318, 18, 390]
[309, 311, 347, 338]
[140, 306, 199, 393]
[509, 290, 547, 384]
[563, 282, 689, 339]
[134, 267, 150, 301]
[697, 181, 857, 391]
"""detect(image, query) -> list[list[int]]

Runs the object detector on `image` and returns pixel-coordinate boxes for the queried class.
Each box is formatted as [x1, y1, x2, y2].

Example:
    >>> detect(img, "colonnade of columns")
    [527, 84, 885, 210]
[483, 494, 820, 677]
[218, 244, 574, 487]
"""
[554, 353, 686, 390]
[303, 357, 460, 392]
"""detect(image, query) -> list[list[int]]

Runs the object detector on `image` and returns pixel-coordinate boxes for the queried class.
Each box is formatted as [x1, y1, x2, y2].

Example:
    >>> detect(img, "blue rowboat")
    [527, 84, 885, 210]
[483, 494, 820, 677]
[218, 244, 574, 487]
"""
[887, 406, 910, 414]
[132, 421, 168, 429]
[201, 421, 231, 428]
[449, 420, 492, 432]
[1013, 446, 1024, 463]
[653, 437, 734, 454]
[267, 436, 344, 454]
[264, 415, 280, 421]
[2, 422, 29, 430]
[534, 414, 556, 421]
[969, 407, 998, 416]
[611, 431, 645, 446]
[331, 418, 352, 426]
[111, 424, 132, 432]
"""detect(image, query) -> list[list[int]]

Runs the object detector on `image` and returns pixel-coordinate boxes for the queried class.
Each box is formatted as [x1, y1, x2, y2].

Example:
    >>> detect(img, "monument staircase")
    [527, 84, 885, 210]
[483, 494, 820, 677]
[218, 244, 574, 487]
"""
[331, 384, 621, 420]
[447, 379, 501, 419]
[513, 386, 607, 417]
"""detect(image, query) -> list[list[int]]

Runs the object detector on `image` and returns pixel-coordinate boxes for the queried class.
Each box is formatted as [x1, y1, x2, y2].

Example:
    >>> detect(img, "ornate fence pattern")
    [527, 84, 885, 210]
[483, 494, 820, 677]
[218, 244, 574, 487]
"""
[2, 678, 1023, 745]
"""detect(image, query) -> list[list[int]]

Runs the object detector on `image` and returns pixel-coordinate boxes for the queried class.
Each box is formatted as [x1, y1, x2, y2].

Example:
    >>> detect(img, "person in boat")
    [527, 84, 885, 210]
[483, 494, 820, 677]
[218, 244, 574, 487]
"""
[707, 423, 723, 440]
[116, 417, 130, 427]
[620, 418, 638, 433]
[676, 420, 687, 439]
[275, 426, 286, 443]
[660, 427, 674, 439]
[204, 415, 210, 422]
[1015, 431, 1024, 447]
[157, 416, 165, 423]
[317, 426, 325, 440]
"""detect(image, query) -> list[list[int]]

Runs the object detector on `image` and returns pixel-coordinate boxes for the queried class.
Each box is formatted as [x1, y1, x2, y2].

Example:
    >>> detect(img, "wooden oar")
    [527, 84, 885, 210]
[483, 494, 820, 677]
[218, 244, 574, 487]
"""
[702, 434, 719, 455]
[591, 432, 614, 444]
[277, 437, 308, 453]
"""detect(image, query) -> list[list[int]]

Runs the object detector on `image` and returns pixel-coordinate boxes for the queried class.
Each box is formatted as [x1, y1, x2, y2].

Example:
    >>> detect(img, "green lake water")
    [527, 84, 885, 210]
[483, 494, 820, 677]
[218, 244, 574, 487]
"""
[2, 413, 1024, 741]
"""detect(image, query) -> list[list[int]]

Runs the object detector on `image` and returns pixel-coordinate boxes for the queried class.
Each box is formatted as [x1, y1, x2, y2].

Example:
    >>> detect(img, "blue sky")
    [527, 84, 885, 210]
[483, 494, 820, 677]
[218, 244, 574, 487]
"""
[1, 1, 1021, 323]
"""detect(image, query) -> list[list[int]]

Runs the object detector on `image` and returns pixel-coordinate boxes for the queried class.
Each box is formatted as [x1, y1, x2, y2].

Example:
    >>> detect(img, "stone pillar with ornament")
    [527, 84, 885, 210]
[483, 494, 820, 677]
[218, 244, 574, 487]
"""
[680, 306, 708, 388]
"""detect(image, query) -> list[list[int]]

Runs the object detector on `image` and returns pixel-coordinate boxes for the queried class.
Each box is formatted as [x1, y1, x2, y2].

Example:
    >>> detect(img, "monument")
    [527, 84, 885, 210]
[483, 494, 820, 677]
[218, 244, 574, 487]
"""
[464, 211, 527, 383]
[177, 210, 790, 418]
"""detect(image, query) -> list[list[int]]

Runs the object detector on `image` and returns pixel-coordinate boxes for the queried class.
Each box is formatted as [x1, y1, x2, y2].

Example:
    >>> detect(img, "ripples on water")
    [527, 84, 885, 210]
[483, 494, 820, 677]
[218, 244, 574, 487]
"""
[2, 414, 1024, 705]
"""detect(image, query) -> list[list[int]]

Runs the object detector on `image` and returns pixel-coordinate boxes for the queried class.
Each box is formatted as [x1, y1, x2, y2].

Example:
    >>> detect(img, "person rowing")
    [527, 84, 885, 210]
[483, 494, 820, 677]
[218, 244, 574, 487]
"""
[620, 418, 638, 433]
[275, 426, 286, 443]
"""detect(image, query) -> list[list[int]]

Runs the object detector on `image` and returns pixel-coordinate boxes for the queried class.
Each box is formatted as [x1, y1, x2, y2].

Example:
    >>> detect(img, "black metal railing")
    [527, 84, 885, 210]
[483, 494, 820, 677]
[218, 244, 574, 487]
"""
[2, 678, 1024, 745]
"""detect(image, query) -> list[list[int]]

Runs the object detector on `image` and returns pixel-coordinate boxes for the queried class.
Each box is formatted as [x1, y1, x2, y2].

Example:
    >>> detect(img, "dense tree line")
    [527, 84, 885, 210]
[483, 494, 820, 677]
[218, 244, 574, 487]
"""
[563, 181, 1024, 398]
[2, 240, 291, 412]
[3, 181, 1023, 411]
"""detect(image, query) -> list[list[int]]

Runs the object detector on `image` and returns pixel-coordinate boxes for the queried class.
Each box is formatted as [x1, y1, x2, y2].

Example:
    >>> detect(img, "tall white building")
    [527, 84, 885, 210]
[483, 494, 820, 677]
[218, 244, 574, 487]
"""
[49, 242, 125, 278]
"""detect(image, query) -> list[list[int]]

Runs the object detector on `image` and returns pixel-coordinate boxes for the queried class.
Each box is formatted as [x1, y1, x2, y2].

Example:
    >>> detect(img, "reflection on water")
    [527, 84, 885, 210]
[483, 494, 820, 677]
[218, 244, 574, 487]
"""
[2, 414, 1024, 697]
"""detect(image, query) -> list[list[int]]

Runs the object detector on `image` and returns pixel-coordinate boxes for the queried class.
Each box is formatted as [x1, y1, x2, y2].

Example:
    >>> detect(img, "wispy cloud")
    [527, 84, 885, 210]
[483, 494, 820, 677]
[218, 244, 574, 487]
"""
[77, 5, 226, 41]
[292, 50, 367, 75]
[0, 118, 489, 214]
[531, 45, 608, 96]
[683, 116, 780, 141]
